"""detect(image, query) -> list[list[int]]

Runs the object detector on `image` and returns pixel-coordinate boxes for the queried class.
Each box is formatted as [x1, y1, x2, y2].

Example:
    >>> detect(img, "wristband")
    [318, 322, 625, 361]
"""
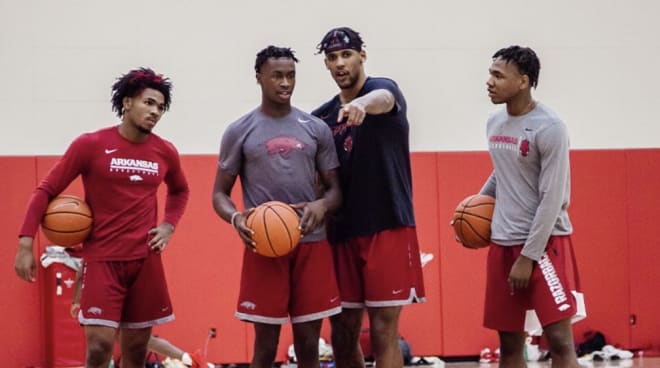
[230, 211, 240, 229]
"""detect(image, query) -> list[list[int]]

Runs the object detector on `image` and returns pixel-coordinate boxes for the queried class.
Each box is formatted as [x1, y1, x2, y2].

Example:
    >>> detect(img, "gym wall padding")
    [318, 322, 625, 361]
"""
[2, 150, 659, 367]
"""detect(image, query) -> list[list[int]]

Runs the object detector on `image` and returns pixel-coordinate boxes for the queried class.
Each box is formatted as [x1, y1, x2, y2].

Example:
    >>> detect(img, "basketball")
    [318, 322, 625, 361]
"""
[41, 195, 93, 247]
[451, 194, 495, 249]
[246, 201, 301, 257]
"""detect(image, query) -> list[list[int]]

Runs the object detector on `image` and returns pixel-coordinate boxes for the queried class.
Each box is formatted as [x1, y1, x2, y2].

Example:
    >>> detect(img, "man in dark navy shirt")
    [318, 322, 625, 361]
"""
[312, 27, 426, 368]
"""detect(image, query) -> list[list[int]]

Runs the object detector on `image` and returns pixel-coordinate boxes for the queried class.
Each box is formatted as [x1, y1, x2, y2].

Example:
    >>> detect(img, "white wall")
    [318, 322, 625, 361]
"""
[1, 0, 658, 154]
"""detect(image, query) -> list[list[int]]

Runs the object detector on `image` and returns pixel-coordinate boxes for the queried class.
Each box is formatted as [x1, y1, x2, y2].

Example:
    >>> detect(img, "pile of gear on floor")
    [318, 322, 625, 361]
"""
[149, 352, 214, 368]
[575, 331, 634, 365]
[478, 330, 635, 365]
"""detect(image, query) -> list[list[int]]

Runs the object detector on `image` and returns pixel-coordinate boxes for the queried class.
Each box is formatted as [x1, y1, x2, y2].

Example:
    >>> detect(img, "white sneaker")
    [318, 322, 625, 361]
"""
[602, 345, 634, 360]
[479, 348, 494, 364]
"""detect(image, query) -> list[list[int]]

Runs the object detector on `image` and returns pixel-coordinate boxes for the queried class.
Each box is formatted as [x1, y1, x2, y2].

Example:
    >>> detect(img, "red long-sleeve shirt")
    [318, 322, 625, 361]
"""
[20, 126, 189, 261]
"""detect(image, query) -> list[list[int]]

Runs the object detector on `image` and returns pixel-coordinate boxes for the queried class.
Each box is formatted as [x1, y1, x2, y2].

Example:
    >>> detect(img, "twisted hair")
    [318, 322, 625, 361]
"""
[254, 46, 299, 73]
[111, 68, 172, 117]
[493, 46, 541, 88]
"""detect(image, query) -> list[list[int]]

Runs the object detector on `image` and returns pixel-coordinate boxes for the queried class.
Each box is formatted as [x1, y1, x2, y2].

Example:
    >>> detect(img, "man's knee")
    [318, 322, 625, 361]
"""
[368, 307, 401, 338]
[544, 319, 575, 349]
[331, 310, 363, 343]
[86, 338, 114, 366]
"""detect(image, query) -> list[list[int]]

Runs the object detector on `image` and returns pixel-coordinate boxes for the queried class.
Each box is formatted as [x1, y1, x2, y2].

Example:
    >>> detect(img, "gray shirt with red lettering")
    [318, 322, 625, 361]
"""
[219, 107, 339, 243]
[480, 102, 573, 260]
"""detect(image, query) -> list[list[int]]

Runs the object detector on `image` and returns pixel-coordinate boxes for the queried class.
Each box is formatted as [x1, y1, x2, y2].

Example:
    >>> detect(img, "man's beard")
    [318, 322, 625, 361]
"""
[337, 74, 358, 90]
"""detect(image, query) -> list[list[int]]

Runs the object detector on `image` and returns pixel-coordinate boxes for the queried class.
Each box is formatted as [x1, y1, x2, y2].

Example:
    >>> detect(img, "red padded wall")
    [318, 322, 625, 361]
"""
[1, 157, 44, 368]
[3, 149, 660, 365]
[43, 263, 86, 366]
[625, 150, 660, 349]
[568, 151, 631, 346]
[435, 152, 499, 355]
[399, 152, 443, 355]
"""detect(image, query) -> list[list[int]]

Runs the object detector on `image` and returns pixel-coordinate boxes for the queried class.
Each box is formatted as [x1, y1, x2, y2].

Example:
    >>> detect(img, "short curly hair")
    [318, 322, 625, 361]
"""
[111, 68, 172, 118]
[493, 46, 541, 88]
[254, 46, 299, 73]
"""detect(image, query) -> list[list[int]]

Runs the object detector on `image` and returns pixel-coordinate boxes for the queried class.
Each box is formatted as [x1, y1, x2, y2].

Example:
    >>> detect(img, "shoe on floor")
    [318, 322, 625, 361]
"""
[479, 348, 494, 364]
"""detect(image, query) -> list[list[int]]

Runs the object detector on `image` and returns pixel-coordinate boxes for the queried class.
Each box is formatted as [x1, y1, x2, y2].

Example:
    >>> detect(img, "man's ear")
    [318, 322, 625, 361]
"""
[520, 74, 530, 90]
[122, 96, 132, 111]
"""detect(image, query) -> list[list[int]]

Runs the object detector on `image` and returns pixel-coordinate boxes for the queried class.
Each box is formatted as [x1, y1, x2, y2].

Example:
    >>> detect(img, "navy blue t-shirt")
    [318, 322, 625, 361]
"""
[312, 77, 415, 243]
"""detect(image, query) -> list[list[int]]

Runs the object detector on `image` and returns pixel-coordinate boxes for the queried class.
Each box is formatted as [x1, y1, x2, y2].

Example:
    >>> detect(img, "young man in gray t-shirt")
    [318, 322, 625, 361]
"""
[480, 46, 581, 368]
[212, 46, 342, 368]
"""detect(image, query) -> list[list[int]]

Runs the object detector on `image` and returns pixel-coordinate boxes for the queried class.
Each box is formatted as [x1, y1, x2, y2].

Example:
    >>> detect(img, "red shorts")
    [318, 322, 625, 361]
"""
[484, 236, 582, 333]
[236, 240, 341, 324]
[79, 251, 173, 328]
[333, 227, 426, 308]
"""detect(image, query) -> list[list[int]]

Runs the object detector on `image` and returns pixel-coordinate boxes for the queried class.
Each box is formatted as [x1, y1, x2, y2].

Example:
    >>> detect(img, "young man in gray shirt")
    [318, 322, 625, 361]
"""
[212, 46, 342, 368]
[480, 45, 582, 368]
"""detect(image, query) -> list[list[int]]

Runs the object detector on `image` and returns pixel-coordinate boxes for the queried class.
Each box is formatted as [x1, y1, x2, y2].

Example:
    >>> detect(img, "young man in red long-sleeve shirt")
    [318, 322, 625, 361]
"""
[14, 68, 190, 368]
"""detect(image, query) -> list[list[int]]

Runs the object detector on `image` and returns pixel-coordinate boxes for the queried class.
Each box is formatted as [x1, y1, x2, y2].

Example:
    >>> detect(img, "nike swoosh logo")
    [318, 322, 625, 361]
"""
[105, 149, 118, 154]
[297, 117, 311, 123]
[53, 201, 80, 210]
[392, 289, 403, 295]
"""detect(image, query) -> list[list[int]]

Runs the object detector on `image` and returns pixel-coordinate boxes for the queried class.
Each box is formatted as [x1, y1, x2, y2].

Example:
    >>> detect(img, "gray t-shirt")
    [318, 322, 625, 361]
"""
[480, 102, 573, 260]
[219, 106, 339, 243]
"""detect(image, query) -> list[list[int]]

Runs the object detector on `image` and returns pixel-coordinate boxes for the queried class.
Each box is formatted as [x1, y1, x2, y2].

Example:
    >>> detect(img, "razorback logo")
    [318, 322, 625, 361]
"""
[558, 304, 571, 312]
[343, 136, 353, 152]
[240, 301, 256, 310]
[87, 307, 103, 315]
[332, 123, 349, 136]
[265, 136, 306, 158]
[520, 139, 530, 157]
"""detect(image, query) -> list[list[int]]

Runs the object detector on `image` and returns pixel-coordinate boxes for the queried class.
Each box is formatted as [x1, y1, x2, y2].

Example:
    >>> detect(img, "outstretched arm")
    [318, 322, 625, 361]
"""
[338, 89, 395, 126]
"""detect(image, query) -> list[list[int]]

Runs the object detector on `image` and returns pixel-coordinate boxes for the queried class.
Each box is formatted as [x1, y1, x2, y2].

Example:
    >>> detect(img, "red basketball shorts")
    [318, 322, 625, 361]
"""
[236, 240, 341, 324]
[484, 236, 584, 333]
[333, 226, 426, 308]
[79, 251, 173, 328]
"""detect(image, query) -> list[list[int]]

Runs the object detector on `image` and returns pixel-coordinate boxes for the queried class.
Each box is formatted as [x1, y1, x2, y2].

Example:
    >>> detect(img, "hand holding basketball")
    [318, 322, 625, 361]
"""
[291, 200, 326, 235]
[246, 201, 301, 257]
[230, 208, 256, 251]
[451, 194, 495, 249]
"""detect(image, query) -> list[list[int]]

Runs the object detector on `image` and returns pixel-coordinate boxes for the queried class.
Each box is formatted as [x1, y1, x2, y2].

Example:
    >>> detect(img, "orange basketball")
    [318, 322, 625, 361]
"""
[41, 195, 93, 247]
[246, 201, 302, 257]
[451, 194, 495, 249]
